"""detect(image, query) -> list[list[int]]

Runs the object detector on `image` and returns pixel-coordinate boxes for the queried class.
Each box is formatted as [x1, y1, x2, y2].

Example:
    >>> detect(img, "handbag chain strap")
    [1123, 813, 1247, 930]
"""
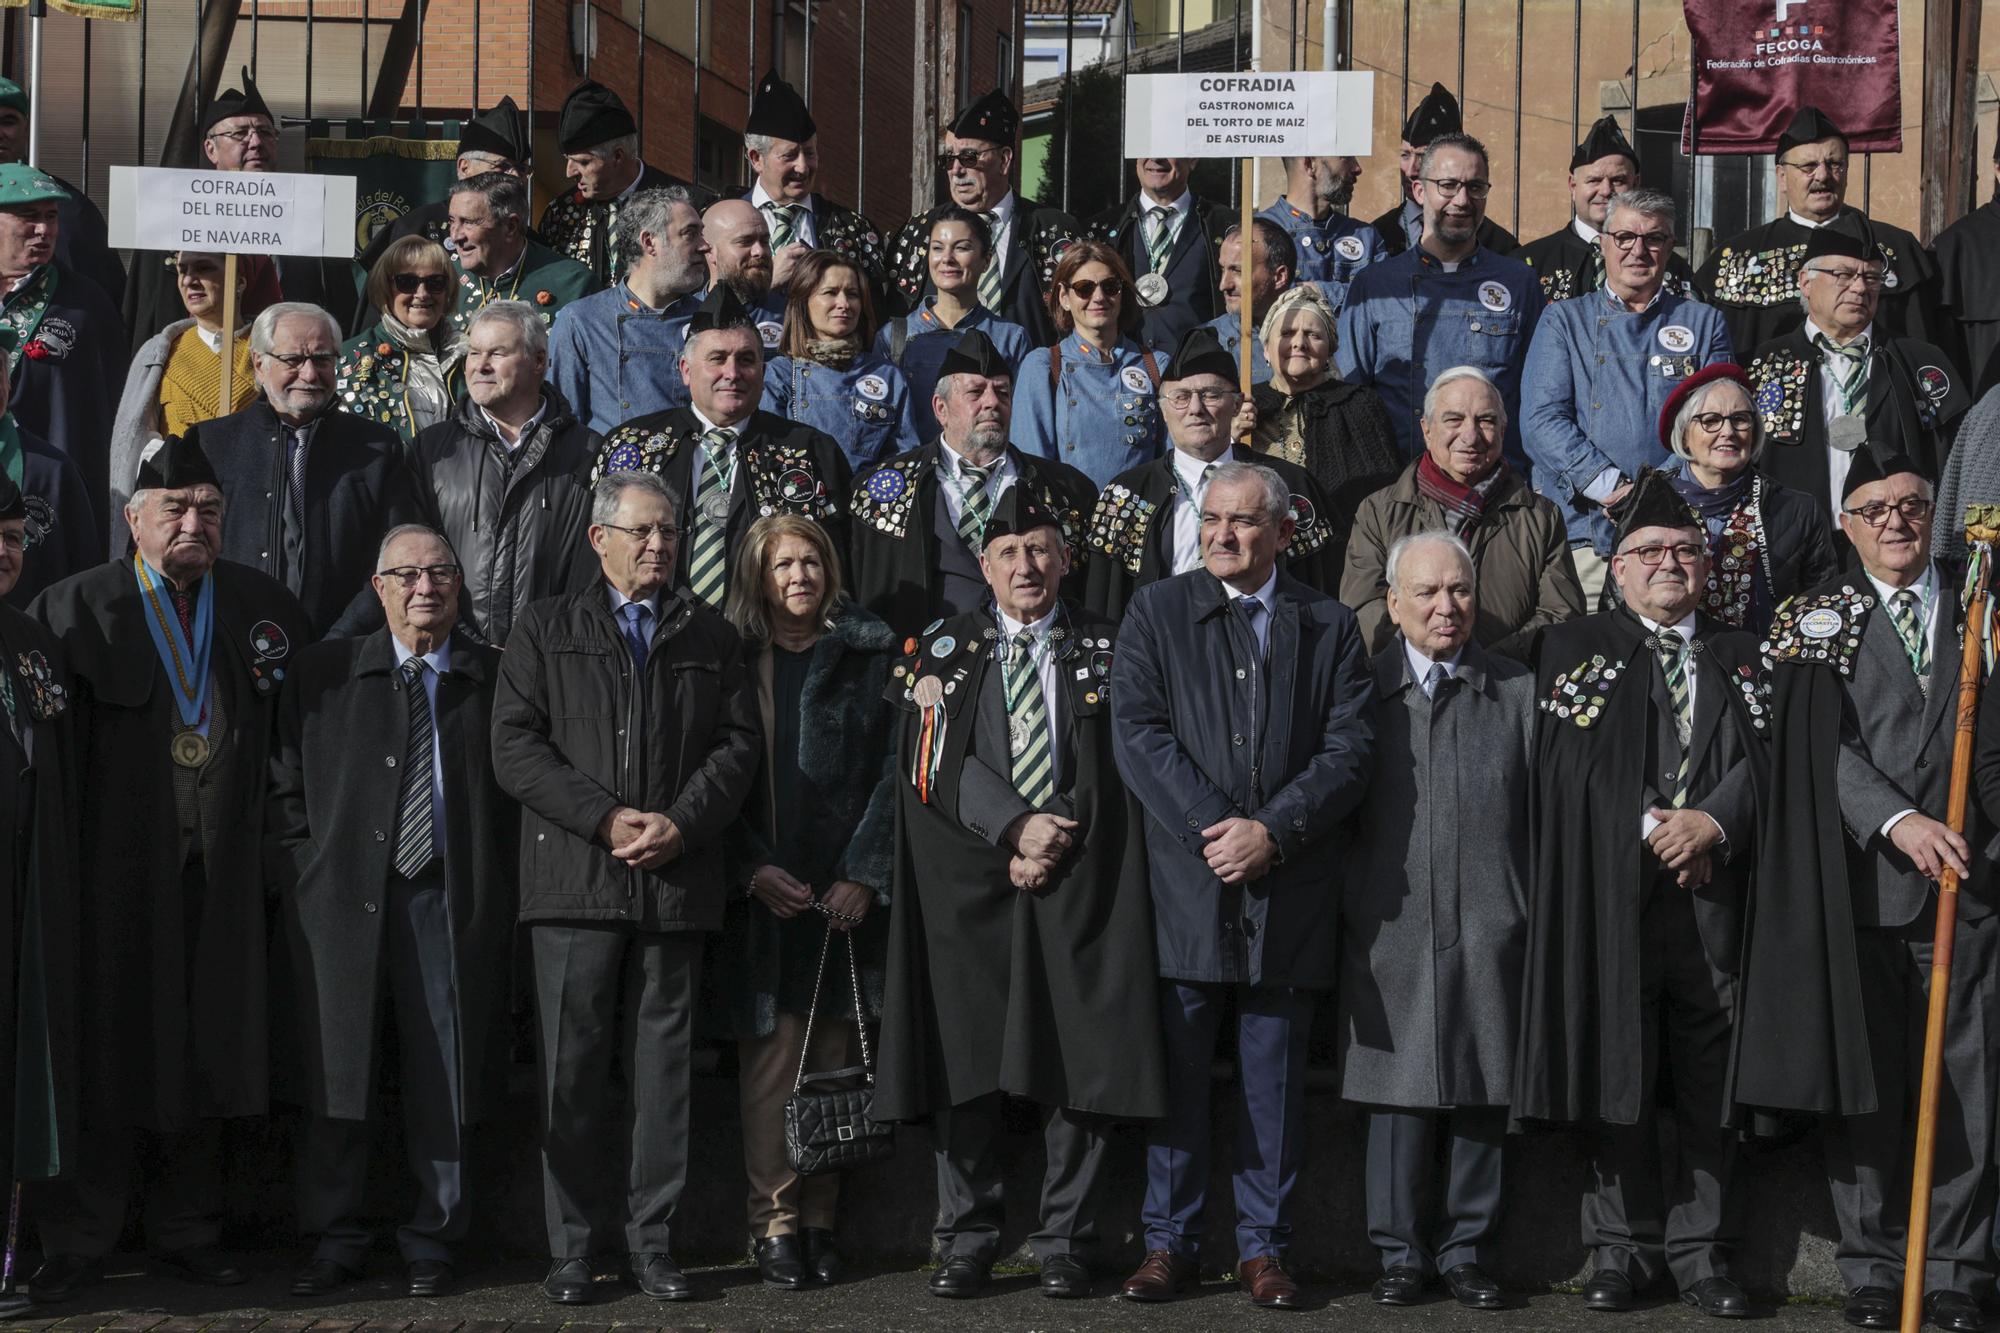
[792, 918, 874, 1094]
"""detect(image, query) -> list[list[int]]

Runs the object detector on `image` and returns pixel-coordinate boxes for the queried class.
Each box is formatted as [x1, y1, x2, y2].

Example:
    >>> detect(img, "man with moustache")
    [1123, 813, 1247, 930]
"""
[539, 80, 711, 288]
[701, 199, 787, 353]
[1369, 83, 1517, 259]
[1260, 154, 1386, 314]
[356, 97, 533, 283]
[1091, 157, 1231, 353]
[1517, 117, 1700, 305]
[742, 71, 887, 300]
[28, 435, 308, 1302]
[1197, 221, 1295, 387]
[549, 187, 711, 434]
[445, 175, 595, 338]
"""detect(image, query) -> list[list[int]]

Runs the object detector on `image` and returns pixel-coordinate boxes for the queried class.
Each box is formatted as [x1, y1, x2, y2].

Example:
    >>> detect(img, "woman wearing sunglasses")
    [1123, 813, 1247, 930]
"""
[1016, 241, 1164, 487]
[336, 236, 466, 441]
[761, 249, 919, 473]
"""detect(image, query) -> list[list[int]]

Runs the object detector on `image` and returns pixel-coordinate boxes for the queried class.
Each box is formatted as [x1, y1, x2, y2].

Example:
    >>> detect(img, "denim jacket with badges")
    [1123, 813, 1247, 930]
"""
[547, 282, 702, 436]
[1258, 198, 1389, 316]
[759, 352, 921, 473]
[1016, 331, 1166, 488]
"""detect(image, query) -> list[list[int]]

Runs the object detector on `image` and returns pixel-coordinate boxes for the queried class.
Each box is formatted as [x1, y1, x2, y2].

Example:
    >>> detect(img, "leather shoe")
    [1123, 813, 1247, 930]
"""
[1843, 1286, 1898, 1329]
[800, 1227, 843, 1285]
[1445, 1263, 1505, 1310]
[155, 1244, 247, 1286]
[1122, 1249, 1197, 1302]
[628, 1251, 691, 1301]
[1582, 1269, 1635, 1311]
[1926, 1290, 1986, 1333]
[1238, 1256, 1302, 1309]
[928, 1254, 990, 1298]
[289, 1258, 356, 1298]
[1041, 1253, 1091, 1299]
[0, 1291, 31, 1318]
[543, 1257, 594, 1305]
[28, 1255, 99, 1303]
[1372, 1265, 1427, 1305]
[406, 1260, 453, 1298]
[755, 1234, 806, 1290]
[1681, 1275, 1750, 1318]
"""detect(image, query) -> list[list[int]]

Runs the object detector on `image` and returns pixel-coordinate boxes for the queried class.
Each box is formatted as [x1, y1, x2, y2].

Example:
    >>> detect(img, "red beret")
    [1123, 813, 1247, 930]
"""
[1659, 362, 1753, 448]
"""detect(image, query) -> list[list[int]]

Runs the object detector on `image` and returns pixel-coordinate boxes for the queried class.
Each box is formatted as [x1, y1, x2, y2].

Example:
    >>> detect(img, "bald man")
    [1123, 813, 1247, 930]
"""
[702, 200, 786, 354]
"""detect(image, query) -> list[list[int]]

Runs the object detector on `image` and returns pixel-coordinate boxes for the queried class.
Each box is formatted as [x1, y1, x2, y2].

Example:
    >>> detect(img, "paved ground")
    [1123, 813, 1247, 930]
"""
[0, 1255, 1867, 1332]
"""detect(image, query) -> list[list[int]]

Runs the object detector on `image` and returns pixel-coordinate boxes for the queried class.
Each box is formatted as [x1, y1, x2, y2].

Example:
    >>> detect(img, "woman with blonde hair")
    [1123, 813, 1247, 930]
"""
[336, 235, 464, 440]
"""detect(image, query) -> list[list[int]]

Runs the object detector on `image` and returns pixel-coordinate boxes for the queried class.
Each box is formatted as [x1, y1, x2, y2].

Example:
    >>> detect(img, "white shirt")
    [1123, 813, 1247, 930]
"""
[1140, 187, 1193, 256]
[751, 180, 819, 249]
[1404, 639, 1464, 697]
[391, 634, 452, 850]
[1806, 315, 1875, 524]
[1866, 564, 1940, 840]
[1571, 216, 1602, 244]
[1170, 448, 1224, 575]
[1787, 209, 1831, 229]
[996, 604, 1063, 779]
[479, 399, 547, 451]
[1633, 610, 1721, 844]
[1222, 567, 1279, 658]
[983, 192, 1019, 265]
[936, 441, 1017, 534]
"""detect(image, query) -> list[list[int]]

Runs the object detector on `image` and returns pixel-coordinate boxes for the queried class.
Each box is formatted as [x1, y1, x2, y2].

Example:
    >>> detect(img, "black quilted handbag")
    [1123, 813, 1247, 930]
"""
[782, 922, 894, 1176]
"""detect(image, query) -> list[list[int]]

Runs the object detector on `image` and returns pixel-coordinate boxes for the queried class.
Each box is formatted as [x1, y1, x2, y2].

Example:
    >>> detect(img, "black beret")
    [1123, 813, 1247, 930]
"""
[0, 474, 24, 524]
[686, 283, 755, 337]
[1162, 325, 1239, 383]
[458, 95, 531, 164]
[1401, 82, 1460, 146]
[981, 483, 1061, 548]
[1571, 114, 1638, 172]
[1777, 104, 1847, 158]
[136, 435, 222, 494]
[558, 80, 637, 154]
[745, 70, 816, 144]
[201, 67, 274, 135]
[1612, 467, 1701, 547]
[936, 329, 1012, 380]
[1803, 218, 1879, 265]
[1841, 451, 1925, 502]
[949, 89, 1019, 145]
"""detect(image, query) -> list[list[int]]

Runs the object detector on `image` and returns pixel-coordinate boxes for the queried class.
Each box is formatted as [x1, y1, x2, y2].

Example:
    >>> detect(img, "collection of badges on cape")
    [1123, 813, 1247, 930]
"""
[1712, 241, 1903, 306]
[13, 649, 63, 721]
[591, 423, 840, 523]
[1531, 265, 1693, 305]
[1765, 587, 1877, 677]
[1086, 482, 1332, 576]
[890, 215, 1076, 304]
[1750, 348, 1956, 440]
[853, 459, 1086, 556]
[1537, 644, 1772, 734]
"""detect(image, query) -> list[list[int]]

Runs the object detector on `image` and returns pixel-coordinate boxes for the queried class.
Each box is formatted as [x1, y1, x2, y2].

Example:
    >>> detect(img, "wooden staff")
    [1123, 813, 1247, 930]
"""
[1899, 504, 2000, 1333]
[1238, 156, 1254, 443]
[219, 253, 240, 411]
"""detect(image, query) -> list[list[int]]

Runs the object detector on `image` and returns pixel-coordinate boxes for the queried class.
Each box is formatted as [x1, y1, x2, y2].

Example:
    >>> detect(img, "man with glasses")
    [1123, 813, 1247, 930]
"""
[355, 97, 534, 290]
[180, 301, 432, 639]
[1746, 224, 1968, 540]
[885, 90, 1083, 346]
[1518, 116, 1700, 305]
[493, 470, 758, 1307]
[1732, 452, 1997, 1333]
[1523, 188, 1731, 605]
[539, 80, 712, 290]
[444, 174, 594, 338]
[1515, 469, 1763, 1321]
[1084, 325, 1337, 619]
[1699, 104, 1939, 356]
[1339, 131, 1543, 468]
[272, 524, 515, 1302]
[1368, 83, 1517, 259]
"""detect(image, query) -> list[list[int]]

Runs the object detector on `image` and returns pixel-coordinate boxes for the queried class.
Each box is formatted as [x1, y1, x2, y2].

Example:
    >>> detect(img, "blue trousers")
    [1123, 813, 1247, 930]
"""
[1141, 981, 1315, 1262]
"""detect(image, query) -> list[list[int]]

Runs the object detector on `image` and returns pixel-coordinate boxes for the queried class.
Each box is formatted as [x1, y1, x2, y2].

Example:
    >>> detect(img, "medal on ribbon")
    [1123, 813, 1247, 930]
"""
[133, 555, 217, 767]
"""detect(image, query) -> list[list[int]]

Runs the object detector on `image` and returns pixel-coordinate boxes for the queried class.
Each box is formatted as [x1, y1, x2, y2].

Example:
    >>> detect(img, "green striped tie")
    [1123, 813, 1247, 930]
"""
[1005, 628, 1054, 806]
[978, 211, 1004, 309]
[955, 463, 992, 547]
[1656, 635, 1692, 808]
[1889, 588, 1932, 683]
[769, 202, 803, 250]
[688, 429, 734, 607]
[1814, 333, 1870, 417]
[1146, 205, 1176, 273]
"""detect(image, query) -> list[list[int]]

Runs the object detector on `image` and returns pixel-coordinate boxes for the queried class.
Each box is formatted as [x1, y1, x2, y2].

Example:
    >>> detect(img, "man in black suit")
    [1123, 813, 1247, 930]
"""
[181, 302, 432, 639]
[1089, 158, 1228, 354]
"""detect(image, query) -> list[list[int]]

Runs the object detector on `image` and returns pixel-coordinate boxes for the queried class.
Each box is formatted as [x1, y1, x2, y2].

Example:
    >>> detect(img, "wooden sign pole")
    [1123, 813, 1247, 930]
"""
[1239, 156, 1255, 442]
[219, 253, 238, 413]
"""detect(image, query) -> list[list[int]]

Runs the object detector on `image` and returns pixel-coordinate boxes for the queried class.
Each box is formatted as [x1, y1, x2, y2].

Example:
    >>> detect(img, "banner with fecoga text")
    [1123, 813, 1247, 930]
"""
[1681, 0, 1900, 154]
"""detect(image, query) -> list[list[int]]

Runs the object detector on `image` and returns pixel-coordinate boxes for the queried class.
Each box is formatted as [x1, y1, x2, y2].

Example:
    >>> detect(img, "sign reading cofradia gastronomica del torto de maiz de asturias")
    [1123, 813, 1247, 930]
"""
[1123, 72, 1373, 159]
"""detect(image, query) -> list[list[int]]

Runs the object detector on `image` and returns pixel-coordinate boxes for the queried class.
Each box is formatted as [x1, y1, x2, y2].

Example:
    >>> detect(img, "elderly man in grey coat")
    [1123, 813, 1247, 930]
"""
[1339, 530, 1534, 1311]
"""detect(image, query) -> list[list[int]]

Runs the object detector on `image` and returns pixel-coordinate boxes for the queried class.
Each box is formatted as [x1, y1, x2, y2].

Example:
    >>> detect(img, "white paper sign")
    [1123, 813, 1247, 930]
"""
[107, 165, 358, 257]
[1123, 71, 1374, 158]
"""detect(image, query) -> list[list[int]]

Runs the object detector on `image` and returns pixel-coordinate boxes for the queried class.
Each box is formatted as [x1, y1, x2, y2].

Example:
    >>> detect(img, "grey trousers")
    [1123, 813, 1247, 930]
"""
[932, 1092, 1110, 1264]
[1364, 1107, 1506, 1274]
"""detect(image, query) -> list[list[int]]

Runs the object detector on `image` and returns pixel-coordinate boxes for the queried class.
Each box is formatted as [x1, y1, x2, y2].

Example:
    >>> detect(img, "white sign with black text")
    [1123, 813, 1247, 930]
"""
[1122, 71, 1374, 158]
[107, 165, 357, 257]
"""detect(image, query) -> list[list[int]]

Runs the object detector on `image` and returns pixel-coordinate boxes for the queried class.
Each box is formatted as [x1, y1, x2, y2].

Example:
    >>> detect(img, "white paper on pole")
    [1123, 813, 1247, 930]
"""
[108, 166, 359, 258]
[1122, 71, 1374, 159]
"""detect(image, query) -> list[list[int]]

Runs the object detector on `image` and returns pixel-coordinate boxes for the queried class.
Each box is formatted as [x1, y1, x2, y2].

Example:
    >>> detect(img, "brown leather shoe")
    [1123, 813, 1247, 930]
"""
[1121, 1249, 1197, 1302]
[1239, 1256, 1302, 1309]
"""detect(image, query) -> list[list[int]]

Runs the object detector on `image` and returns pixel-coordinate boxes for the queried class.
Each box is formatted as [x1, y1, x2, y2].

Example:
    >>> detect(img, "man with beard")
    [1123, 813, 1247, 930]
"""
[1369, 83, 1517, 259]
[1259, 154, 1386, 314]
[0, 77, 122, 307]
[549, 187, 710, 434]
[354, 97, 532, 297]
[1699, 105, 1939, 355]
[1517, 117, 1700, 306]
[742, 71, 886, 301]
[850, 329, 1098, 637]
[1197, 221, 1293, 387]
[445, 174, 595, 339]
[702, 199, 786, 353]
[28, 434, 308, 1304]
[538, 81, 711, 288]
[886, 90, 1084, 346]
[1090, 157, 1231, 353]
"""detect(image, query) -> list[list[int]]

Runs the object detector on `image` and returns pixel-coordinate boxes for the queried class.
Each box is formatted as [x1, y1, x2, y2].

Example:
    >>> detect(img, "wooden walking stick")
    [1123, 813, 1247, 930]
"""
[1900, 504, 2000, 1333]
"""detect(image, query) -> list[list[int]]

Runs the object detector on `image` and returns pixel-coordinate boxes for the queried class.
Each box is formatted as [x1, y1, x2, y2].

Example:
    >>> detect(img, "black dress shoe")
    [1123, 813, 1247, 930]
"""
[1926, 1290, 1986, 1333]
[928, 1254, 990, 1298]
[1445, 1263, 1505, 1310]
[1582, 1269, 1635, 1311]
[0, 1290, 31, 1318]
[1041, 1253, 1091, 1299]
[406, 1259, 453, 1298]
[28, 1255, 99, 1303]
[1372, 1265, 1427, 1305]
[1844, 1286, 1898, 1329]
[289, 1258, 356, 1298]
[800, 1227, 844, 1285]
[543, 1257, 594, 1305]
[1681, 1275, 1750, 1318]
[755, 1234, 806, 1289]
[156, 1244, 247, 1286]
[629, 1251, 691, 1301]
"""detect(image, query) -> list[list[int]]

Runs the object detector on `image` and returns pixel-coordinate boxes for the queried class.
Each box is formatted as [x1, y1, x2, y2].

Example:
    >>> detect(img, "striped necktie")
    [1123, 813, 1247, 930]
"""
[287, 426, 310, 534]
[688, 429, 734, 607]
[1004, 628, 1054, 807]
[978, 211, 1004, 309]
[768, 202, 804, 250]
[1146, 205, 1177, 273]
[392, 658, 437, 877]
[1814, 332, 1870, 417]
[1173, 462, 1217, 573]
[955, 462, 992, 547]
[1424, 661, 1450, 700]
[1655, 635, 1692, 807]
[1889, 588, 1932, 685]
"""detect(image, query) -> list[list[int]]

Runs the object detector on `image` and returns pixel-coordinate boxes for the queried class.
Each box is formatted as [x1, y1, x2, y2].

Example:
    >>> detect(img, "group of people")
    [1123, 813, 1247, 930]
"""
[0, 47, 1998, 1333]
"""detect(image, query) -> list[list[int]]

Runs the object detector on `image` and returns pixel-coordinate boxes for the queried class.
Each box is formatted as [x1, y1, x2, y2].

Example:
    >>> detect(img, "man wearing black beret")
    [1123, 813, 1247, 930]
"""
[1368, 82, 1517, 259]
[1516, 115, 1699, 304]
[540, 80, 714, 289]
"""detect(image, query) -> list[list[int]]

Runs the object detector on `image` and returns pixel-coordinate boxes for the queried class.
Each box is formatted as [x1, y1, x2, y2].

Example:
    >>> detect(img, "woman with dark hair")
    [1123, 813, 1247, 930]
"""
[336, 235, 464, 441]
[1015, 239, 1165, 487]
[761, 249, 919, 472]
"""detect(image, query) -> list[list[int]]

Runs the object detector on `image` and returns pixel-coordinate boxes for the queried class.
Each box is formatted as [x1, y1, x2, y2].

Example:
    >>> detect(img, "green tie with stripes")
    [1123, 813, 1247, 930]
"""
[1146, 205, 1176, 273]
[1814, 333, 1870, 417]
[955, 463, 992, 547]
[1656, 634, 1692, 808]
[769, 203, 803, 251]
[978, 211, 1004, 309]
[1005, 628, 1054, 807]
[1889, 588, 1932, 685]
[688, 429, 734, 607]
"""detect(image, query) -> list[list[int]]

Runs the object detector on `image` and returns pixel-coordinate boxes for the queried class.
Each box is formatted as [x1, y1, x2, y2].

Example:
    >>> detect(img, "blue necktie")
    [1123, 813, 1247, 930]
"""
[621, 602, 651, 673]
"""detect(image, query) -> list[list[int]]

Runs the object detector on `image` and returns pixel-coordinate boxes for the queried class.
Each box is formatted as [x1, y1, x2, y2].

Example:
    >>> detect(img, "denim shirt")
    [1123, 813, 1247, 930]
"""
[1336, 245, 1545, 472]
[872, 298, 1034, 439]
[547, 282, 703, 435]
[1197, 310, 1273, 386]
[1258, 198, 1389, 315]
[759, 352, 921, 473]
[1015, 331, 1165, 487]
[1520, 285, 1735, 553]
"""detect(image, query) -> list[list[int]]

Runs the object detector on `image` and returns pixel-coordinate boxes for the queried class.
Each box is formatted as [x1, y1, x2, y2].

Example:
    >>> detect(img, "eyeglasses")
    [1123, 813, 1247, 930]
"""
[1162, 387, 1237, 409]
[1422, 177, 1491, 199]
[1620, 542, 1705, 567]
[1689, 411, 1757, 434]
[377, 564, 463, 587]
[266, 352, 337, 372]
[208, 125, 279, 145]
[1605, 229, 1674, 252]
[600, 521, 679, 543]
[1066, 277, 1125, 302]
[1806, 266, 1885, 290]
[937, 149, 994, 170]
[1780, 156, 1848, 176]
[393, 272, 451, 295]
[0, 531, 25, 553]
[1842, 496, 1933, 528]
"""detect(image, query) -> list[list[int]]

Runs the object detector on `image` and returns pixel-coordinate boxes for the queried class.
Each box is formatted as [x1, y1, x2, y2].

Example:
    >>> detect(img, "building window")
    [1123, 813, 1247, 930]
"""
[996, 30, 1014, 95]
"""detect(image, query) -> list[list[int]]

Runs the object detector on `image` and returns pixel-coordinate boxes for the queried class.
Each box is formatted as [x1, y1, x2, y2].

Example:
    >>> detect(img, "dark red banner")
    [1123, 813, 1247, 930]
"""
[1681, 0, 1901, 154]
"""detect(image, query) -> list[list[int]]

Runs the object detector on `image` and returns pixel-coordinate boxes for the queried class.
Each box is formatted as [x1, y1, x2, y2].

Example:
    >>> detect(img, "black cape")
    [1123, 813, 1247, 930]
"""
[1514, 223, 1701, 305]
[1697, 208, 1941, 356]
[872, 604, 1167, 1121]
[1933, 196, 2000, 400]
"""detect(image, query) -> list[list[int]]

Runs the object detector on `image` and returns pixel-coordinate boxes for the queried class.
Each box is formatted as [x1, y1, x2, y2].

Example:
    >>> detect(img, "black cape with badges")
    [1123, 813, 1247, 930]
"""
[1514, 608, 1769, 1126]
[30, 558, 309, 1132]
[1697, 208, 1941, 356]
[1933, 197, 2000, 399]
[1515, 224, 1700, 305]
[1083, 445, 1340, 620]
[872, 604, 1167, 1121]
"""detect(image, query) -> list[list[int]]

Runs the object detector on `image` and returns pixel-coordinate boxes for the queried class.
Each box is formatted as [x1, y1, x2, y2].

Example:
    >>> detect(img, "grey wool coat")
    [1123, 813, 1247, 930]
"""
[1338, 637, 1534, 1109]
